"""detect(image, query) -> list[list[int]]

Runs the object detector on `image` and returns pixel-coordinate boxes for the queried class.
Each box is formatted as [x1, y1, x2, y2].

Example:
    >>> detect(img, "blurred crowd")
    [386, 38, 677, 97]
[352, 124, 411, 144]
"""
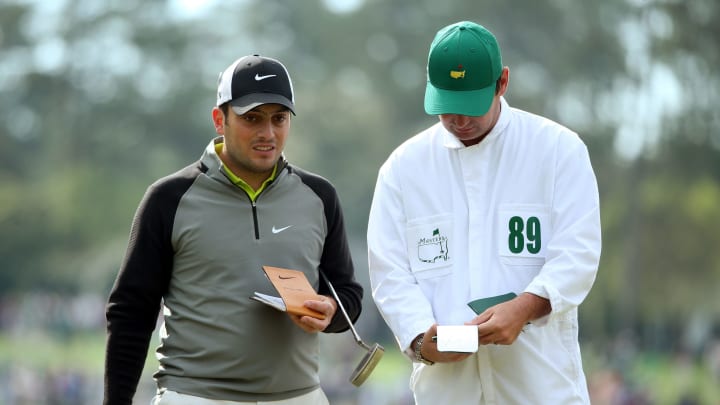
[0, 292, 105, 404]
[0, 364, 100, 404]
[0, 292, 105, 336]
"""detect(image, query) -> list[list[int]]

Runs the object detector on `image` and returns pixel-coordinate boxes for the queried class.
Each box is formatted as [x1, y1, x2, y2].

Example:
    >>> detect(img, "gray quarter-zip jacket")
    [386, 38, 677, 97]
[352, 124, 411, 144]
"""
[105, 137, 363, 404]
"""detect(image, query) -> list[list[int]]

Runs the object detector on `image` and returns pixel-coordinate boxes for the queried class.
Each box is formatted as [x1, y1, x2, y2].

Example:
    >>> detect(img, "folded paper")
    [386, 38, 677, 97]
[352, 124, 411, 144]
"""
[436, 325, 478, 353]
[251, 266, 326, 319]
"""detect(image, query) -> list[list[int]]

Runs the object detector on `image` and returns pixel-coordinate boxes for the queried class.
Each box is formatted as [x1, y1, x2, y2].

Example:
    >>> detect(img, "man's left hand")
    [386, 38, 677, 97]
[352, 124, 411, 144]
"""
[468, 293, 550, 345]
[288, 296, 337, 333]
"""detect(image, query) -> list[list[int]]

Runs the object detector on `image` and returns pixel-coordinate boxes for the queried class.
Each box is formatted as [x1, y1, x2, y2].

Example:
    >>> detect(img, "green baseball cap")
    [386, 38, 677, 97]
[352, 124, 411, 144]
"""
[424, 21, 503, 117]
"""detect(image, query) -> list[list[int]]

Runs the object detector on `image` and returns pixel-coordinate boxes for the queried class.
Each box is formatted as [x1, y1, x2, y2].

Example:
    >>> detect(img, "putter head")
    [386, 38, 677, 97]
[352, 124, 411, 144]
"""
[349, 342, 385, 386]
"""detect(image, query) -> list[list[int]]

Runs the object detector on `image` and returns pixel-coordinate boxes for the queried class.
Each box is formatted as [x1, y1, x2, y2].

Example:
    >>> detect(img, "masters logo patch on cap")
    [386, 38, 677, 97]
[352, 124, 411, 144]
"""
[424, 21, 503, 117]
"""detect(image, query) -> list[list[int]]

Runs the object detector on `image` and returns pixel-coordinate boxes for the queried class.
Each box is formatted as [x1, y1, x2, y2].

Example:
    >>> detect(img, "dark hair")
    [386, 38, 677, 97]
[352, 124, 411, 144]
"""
[219, 103, 230, 116]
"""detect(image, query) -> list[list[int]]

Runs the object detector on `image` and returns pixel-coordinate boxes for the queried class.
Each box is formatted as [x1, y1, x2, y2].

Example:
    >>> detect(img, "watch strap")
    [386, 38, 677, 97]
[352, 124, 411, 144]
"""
[414, 334, 435, 365]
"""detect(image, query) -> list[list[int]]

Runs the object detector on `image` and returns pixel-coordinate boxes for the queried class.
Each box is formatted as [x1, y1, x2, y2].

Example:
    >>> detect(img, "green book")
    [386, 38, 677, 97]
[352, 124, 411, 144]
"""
[467, 292, 517, 314]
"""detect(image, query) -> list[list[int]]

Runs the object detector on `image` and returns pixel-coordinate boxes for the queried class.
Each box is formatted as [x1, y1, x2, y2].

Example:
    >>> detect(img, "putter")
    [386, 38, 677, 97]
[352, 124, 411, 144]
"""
[321, 272, 384, 386]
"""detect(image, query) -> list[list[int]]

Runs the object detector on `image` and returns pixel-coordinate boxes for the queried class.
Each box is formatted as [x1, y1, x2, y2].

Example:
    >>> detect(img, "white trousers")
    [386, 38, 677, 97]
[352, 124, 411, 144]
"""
[151, 388, 330, 405]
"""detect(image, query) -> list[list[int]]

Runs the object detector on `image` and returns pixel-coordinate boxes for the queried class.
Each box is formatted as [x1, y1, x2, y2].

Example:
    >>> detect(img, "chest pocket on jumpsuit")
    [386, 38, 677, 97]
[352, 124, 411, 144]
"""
[405, 213, 454, 280]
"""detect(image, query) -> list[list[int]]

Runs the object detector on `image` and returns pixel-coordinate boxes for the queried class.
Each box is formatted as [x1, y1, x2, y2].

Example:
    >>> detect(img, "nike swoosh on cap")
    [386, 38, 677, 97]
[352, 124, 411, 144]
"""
[272, 225, 293, 234]
[255, 73, 277, 81]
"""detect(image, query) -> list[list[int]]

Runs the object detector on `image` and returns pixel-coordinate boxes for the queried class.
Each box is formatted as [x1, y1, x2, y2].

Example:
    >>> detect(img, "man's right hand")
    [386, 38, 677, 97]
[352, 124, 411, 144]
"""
[417, 324, 473, 364]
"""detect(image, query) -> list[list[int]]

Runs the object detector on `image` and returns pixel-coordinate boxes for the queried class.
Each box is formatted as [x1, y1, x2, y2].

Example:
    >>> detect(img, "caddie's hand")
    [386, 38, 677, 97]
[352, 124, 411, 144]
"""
[288, 295, 337, 333]
[467, 293, 549, 345]
[418, 324, 473, 364]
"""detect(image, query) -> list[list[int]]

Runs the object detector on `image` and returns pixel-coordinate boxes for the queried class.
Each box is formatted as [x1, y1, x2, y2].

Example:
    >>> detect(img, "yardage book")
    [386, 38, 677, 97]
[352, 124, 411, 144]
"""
[251, 266, 326, 320]
[467, 292, 518, 314]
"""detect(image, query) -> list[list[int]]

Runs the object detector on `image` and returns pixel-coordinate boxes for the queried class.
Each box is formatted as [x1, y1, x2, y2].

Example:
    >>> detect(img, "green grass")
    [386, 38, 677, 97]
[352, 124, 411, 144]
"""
[583, 345, 720, 405]
[0, 331, 106, 373]
[363, 346, 411, 384]
[0, 330, 159, 376]
[631, 353, 720, 405]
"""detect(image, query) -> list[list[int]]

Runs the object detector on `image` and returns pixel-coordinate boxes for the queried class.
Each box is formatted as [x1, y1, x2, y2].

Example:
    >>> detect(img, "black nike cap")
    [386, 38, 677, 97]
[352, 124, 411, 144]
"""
[216, 54, 295, 115]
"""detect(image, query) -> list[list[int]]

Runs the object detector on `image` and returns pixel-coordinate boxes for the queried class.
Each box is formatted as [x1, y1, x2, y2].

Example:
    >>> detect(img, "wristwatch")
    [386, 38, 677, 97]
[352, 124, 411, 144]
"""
[413, 334, 435, 365]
